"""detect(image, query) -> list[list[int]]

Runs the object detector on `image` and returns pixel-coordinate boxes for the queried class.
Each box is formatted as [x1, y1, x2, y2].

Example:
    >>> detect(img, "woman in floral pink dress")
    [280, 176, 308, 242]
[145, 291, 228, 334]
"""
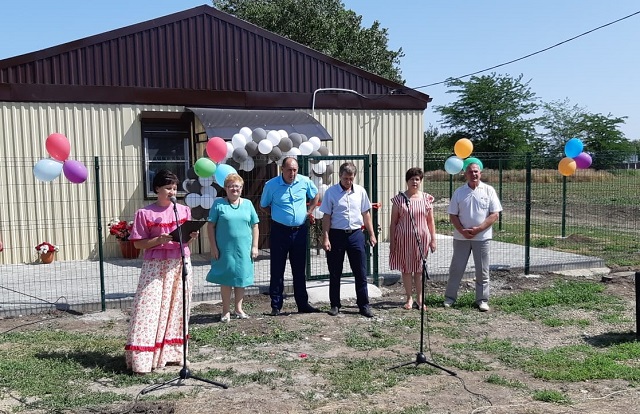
[124, 170, 200, 375]
[389, 167, 437, 311]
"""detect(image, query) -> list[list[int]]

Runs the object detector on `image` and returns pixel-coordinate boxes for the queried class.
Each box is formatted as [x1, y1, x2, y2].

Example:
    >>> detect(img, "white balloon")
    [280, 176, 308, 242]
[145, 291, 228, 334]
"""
[258, 139, 274, 154]
[239, 126, 253, 139]
[185, 193, 201, 208]
[278, 129, 289, 138]
[325, 152, 334, 165]
[226, 142, 234, 159]
[299, 141, 314, 155]
[312, 160, 327, 175]
[199, 176, 214, 186]
[311, 175, 323, 187]
[309, 136, 322, 151]
[266, 130, 281, 146]
[288, 147, 301, 157]
[201, 186, 217, 197]
[200, 194, 214, 209]
[240, 157, 255, 171]
[232, 133, 247, 149]
[319, 183, 329, 199]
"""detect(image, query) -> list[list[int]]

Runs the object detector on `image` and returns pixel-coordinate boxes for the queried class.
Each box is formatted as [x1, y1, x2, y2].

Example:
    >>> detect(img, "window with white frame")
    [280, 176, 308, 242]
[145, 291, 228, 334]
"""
[142, 122, 191, 198]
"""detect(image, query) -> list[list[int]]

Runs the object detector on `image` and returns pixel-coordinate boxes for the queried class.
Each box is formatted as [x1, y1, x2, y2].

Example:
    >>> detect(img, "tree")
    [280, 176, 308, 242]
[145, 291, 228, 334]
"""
[538, 100, 632, 169]
[538, 99, 587, 158]
[434, 73, 540, 166]
[212, 0, 404, 82]
[575, 113, 632, 169]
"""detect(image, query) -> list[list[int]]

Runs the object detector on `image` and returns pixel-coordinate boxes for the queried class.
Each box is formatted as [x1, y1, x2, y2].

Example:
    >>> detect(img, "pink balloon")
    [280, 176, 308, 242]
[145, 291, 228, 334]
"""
[206, 137, 227, 163]
[63, 159, 88, 183]
[574, 152, 592, 169]
[45, 133, 71, 161]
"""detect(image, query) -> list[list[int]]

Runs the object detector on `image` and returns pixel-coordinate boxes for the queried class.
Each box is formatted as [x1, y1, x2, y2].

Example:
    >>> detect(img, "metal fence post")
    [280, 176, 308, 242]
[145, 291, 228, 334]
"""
[371, 154, 379, 286]
[636, 271, 639, 341]
[94, 156, 106, 312]
[524, 153, 531, 275]
[561, 176, 567, 238]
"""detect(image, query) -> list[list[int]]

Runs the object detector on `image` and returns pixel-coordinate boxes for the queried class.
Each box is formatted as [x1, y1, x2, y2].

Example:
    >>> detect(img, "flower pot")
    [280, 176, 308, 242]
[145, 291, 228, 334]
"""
[119, 240, 140, 259]
[40, 251, 55, 264]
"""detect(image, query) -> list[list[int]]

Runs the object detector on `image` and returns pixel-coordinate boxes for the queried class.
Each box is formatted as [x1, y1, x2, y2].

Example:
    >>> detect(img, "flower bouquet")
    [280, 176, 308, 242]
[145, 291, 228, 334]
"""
[35, 241, 59, 264]
[35, 242, 59, 254]
[108, 220, 133, 241]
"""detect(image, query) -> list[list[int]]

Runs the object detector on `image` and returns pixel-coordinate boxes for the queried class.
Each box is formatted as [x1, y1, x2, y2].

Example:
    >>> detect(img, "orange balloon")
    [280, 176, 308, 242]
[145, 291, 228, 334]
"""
[558, 157, 577, 176]
[454, 138, 473, 159]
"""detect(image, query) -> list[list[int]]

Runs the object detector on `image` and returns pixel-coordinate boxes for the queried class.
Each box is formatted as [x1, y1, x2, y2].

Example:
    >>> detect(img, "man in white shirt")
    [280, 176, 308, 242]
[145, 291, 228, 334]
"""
[444, 162, 502, 312]
[319, 161, 377, 318]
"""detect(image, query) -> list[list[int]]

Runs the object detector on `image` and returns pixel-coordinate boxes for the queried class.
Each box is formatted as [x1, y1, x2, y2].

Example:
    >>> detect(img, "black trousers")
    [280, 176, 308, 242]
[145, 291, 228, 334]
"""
[326, 229, 369, 309]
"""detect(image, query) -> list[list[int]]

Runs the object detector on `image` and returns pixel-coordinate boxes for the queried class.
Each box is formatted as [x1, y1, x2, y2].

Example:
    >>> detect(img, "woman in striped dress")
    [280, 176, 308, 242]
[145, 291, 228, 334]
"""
[389, 167, 437, 310]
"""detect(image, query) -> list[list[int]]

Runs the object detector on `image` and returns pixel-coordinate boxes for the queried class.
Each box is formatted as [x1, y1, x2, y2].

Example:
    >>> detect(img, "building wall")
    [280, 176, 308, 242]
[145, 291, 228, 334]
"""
[0, 103, 422, 264]
[0, 102, 185, 264]
[310, 109, 424, 241]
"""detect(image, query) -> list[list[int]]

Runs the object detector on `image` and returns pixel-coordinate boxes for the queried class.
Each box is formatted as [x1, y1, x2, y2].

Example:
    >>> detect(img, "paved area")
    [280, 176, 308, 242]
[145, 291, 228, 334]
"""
[0, 234, 605, 316]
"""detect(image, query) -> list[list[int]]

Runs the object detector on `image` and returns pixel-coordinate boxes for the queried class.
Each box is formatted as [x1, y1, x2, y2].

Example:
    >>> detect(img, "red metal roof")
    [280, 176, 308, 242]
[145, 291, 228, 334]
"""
[0, 5, 429, 110]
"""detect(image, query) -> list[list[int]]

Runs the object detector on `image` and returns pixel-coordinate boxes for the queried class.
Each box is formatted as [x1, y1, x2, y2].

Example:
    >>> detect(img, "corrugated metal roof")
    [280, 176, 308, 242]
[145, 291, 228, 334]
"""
[0, 5, 429, 110]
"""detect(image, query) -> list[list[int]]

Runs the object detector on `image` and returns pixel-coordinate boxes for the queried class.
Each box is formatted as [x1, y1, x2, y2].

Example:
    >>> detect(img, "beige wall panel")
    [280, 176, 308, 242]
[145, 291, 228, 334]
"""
[0, 103, 184, 264]
[304, 109, 424, 241]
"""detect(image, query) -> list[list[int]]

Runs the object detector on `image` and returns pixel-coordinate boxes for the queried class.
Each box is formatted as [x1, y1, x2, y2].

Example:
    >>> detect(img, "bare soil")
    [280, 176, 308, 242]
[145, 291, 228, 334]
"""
[1, 271, 639, 414]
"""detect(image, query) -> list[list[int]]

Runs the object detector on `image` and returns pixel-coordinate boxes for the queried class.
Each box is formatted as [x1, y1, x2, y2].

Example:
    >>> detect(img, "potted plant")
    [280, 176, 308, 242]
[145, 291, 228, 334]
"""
[35, 241, 59, 264]
[108, 219, 139, 259]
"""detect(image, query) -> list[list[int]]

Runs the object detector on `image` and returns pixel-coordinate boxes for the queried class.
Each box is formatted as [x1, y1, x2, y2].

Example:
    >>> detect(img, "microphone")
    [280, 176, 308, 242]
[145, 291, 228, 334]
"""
[169, 196, 178, 209]
[399, 192, 410, 207]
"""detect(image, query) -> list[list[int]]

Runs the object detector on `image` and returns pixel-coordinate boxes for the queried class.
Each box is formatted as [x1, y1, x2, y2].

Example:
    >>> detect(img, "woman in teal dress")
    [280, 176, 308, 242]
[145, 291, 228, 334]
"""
[206, 173, 259, 322]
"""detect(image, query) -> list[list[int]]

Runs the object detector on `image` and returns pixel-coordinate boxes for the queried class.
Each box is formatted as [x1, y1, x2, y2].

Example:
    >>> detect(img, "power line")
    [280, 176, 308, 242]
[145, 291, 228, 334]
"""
[409, 10, 640, 90]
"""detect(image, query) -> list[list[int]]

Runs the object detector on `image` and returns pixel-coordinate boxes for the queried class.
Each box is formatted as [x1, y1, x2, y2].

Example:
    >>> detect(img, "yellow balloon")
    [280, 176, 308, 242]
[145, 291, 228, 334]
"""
[454, 138, 473, 159]
[558, 157, 577, 176]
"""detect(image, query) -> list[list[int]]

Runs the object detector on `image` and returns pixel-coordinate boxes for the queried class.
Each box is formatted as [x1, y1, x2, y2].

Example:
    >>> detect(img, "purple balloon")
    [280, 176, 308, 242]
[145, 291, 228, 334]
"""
[63, 160, 88, 183]
[574, 152, 592, 169]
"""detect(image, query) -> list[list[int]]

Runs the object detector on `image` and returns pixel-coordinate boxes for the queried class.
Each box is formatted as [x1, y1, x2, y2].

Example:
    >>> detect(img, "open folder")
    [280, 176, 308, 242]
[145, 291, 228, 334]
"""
[169, 220, 206, 243]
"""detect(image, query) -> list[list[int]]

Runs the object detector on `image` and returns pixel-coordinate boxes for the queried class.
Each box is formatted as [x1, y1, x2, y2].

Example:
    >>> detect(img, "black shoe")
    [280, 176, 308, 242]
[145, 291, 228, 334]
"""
[359, 306, 374, 318]
[269, 308, 281, 316]
[328, 306, 340, 316]
[298, 305, 321, 313]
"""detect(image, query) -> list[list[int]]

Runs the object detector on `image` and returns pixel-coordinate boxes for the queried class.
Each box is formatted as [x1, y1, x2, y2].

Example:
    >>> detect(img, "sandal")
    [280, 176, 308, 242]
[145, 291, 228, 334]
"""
[220, 313, 231, 323]
[235, 312, 250, 319]
[403, 300, 413, 310]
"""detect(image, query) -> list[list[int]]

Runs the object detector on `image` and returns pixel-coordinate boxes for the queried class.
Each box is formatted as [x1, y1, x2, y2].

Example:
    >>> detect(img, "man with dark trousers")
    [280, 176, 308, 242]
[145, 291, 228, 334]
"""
[319, 161, 377, 318]
[260, 157, 321, 315]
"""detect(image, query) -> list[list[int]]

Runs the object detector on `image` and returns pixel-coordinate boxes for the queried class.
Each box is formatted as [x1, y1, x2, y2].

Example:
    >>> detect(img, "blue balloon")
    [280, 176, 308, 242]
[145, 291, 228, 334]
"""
[214, 163, 238, 187]
[564, 138, 584, 158]
[34, 158, 63, 182]
[444, 156, 463, 175]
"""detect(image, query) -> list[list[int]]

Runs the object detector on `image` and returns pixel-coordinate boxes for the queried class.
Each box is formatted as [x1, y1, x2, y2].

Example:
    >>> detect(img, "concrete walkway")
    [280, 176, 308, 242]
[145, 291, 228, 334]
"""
[0, 234, 605, 316]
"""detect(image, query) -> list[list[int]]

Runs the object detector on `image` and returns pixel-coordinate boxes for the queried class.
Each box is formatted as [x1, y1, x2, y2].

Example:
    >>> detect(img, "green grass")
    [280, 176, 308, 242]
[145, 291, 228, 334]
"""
[532, 389, 572, 404]
[345, 325, 400, 350]
[0, 331, 142, 411]
[485, 374, 528, 389]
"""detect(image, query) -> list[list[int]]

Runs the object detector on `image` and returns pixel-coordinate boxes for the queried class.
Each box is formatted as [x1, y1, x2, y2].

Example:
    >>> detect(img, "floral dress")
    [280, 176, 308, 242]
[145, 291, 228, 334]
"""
[124, 203, 193, 374]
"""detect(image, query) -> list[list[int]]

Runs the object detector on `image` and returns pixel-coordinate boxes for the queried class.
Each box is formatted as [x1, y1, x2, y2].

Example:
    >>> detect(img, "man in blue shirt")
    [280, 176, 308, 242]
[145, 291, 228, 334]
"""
[260, 157, 320, 315]
[319, 161, 377, 318]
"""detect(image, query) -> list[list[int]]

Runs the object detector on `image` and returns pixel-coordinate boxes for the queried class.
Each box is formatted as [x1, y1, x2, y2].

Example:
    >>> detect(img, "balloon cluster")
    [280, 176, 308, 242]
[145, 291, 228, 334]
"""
[443, 138, 483, 174]
[558, 138, 591, 176]
[184, 127, 335, 219]
[33, 133, 88, 183]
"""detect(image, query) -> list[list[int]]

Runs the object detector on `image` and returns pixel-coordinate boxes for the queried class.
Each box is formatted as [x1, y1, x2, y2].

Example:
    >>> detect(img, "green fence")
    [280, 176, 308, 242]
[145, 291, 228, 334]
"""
[1, 152, 638, 317]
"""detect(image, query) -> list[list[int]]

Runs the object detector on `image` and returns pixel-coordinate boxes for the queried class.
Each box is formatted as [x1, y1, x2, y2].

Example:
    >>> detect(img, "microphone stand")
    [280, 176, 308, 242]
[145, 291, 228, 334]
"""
[389, 192, 457, 376]
[141, 200, 228, 394]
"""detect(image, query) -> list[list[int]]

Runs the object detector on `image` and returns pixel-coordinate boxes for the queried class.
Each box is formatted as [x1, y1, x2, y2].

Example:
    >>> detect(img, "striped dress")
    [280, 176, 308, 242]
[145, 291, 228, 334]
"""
[389, 192, 434, 273]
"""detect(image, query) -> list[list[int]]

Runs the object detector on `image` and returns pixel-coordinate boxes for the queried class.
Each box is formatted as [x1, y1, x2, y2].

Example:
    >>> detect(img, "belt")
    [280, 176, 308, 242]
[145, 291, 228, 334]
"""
[272, 221, 304, 231]
[331, 228, 361, 234]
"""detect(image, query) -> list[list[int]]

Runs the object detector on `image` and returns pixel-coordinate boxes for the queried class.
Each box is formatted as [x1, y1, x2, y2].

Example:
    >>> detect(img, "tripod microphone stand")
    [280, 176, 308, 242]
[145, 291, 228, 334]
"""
[389, 192, 457, 376]
[142, 197, 228, 394]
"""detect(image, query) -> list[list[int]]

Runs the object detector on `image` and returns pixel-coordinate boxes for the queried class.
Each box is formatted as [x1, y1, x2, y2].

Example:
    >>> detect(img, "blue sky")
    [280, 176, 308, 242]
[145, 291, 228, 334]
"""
[1, 1, 638, 140]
